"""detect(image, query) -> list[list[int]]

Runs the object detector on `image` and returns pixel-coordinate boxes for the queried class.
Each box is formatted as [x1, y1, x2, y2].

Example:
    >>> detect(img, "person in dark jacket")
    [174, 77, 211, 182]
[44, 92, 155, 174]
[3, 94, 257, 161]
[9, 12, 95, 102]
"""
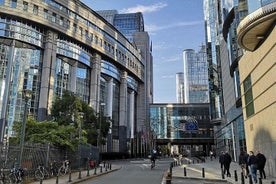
[248, 151, 258, 183]
[256, 150, 266, 179]
[239, 151, 249, 178]
[219, 151, 225, 171]
[223, 151, 232, 177]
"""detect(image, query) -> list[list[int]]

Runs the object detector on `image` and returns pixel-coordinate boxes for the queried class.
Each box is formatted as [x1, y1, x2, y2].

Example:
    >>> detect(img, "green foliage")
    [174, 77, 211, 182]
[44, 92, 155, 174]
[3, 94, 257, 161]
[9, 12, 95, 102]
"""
[11, 90, 111, 150]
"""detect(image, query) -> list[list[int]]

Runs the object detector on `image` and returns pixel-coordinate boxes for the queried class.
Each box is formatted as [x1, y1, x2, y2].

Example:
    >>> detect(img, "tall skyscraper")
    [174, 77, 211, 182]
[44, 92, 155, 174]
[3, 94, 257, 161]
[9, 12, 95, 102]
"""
[176, 72, 184, 103]
[182, 46, 209, 104]
[97, 10, 153, 156]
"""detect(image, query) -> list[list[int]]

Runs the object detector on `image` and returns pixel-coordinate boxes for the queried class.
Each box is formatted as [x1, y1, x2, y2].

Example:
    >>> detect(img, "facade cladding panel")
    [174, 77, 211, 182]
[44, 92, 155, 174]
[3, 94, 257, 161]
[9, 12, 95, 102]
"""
[0, 0, 152, 157]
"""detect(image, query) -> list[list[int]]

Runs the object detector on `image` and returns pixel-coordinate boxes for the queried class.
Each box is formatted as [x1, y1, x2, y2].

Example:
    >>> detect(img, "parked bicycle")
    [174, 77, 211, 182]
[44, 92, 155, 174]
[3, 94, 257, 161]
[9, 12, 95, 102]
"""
[0, 168, 10, 184]
[34, 164, 49, 181]
[58, 160, 70, 176]
[34, 161, 59, 180]
[8, 167, 25, 184]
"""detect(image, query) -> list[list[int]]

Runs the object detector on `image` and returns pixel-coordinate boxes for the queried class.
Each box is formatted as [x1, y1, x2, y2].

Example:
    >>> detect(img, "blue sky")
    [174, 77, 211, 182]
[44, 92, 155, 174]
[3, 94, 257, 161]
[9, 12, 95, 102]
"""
[81, 0, 205, 103]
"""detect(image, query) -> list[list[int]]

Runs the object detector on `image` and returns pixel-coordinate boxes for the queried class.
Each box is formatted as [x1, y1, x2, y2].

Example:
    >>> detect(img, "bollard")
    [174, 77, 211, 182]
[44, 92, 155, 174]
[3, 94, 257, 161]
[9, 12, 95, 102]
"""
[259, 178, 263, 184]
[103, 161, 105, 167]
[184, 167, 186, 176]
[221, 168, 225, 179]
[87, 166, 90, 176]
[78, 169, 82, 179]
[241, 172, 244, 184]
[56, 175, 59, 184]
[165, 172, 172, 184]
[169, 166, 172, 174]
[202, 168, 205, 178]
[109, 163, 111, 170]
[272, 181, 275, 184]
[100, 166, 103, 173]
[68, 168, 72, 182]
[234, 170, 238, 181]
[40, 179, 43, 184]
[94, 167, 97, 175]
[193, 160, 194, 164]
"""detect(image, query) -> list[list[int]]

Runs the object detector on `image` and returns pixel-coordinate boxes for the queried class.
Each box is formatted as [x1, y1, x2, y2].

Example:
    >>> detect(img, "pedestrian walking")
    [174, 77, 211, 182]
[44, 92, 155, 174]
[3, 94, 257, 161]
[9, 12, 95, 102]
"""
[248, 151, 258, 183]
[223, 151, 232, 177]
[219, 151, 225, 172]
[256, 150, 266, 179]
[239, 151, 249, 178]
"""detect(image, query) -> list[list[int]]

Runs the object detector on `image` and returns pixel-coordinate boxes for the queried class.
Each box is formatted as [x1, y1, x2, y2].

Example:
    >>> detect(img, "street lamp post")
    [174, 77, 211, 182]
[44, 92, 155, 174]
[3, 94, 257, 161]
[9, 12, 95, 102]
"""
[78, 112, 84, 179]
[97, 103, 105, 152]
[18, 89, 32, 168]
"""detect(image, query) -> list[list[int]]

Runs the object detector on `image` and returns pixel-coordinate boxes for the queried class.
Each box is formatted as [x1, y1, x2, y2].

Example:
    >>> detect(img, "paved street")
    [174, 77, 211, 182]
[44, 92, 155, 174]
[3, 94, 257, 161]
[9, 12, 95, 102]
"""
[29, 157, 276, 184]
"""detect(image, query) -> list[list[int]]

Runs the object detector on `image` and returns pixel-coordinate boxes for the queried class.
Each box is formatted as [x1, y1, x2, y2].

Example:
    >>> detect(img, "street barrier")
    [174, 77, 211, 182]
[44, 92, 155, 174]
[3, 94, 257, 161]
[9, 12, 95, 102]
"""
[234, 170, 238, 181]
[184, 167, 186, 176]
[202, 168, 205, 178]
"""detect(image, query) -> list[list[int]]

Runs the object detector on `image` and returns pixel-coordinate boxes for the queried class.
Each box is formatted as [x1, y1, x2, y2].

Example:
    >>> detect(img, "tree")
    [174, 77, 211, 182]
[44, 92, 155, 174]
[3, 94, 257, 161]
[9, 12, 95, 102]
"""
[51, 90, 110, 146]
[10, 118, 80, 151]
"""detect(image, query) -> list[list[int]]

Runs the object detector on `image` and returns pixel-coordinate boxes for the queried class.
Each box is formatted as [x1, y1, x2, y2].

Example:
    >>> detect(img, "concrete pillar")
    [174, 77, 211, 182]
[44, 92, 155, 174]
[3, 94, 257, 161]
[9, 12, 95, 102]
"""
[70, 61, 77, 93]
[89, 53, 101, 112]
[107, 78, 113, 152]
[38, 30, 57, 121]
[119, 71, 127, 153]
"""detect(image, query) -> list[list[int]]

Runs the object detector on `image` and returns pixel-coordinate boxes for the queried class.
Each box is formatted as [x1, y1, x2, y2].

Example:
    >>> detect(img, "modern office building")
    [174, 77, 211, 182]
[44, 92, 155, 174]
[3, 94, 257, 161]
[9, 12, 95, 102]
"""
[237, 1, 276, 177]
[97, 10, 153, 157]
[150, 103, 213, 156]
[204, 0, 275, 177]
[182, 46, 209, 104]
[176, 72, 184, 103]
[204, 0, 246, 162]
[0, 0, 152, 157]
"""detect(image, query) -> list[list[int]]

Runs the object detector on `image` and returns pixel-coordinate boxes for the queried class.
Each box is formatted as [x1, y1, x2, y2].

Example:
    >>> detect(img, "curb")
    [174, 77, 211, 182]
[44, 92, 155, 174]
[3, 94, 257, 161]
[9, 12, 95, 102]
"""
[70, 167, 122, 184]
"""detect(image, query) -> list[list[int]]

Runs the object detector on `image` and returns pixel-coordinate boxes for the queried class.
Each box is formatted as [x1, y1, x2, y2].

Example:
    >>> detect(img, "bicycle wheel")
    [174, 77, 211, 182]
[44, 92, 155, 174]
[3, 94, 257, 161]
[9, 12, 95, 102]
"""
[1, 175, 11, 184]
[8, 173, 17, 184]
[58, 166, 66, 176]
[34, 170, 44, 180]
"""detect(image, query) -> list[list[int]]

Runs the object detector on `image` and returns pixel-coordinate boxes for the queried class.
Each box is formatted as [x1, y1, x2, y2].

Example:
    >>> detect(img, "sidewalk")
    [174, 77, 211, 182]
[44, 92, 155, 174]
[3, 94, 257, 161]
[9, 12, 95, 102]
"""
[165, 157, 276, 184]
[28, 164, 121, 184]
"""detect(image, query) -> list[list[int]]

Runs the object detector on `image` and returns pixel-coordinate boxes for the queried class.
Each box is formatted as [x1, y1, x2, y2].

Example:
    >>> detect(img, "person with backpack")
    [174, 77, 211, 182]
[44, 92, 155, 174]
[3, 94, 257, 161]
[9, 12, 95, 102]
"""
[256, 150, 266, 179]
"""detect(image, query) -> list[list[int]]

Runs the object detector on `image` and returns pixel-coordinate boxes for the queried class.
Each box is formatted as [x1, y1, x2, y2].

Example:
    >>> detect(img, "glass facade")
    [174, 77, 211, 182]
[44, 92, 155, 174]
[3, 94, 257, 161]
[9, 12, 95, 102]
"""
[204, 0, 224, 120]
[183, 46, 209, 104]
[113, 13, 144, 43]
[150, 104, 212, 139]
[0, 0, 151, 158]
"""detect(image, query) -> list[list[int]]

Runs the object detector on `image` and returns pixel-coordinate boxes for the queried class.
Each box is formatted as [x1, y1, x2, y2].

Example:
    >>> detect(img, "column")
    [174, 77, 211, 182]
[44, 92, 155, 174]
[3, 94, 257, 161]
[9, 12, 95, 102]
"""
[0, 39, 15, 140]
[38, 31, 57, 121]
[70, 61, 77, 93]
[107, 78, 113, 152]
[119, 71, 127, 153]
[89, 53, 101, 112]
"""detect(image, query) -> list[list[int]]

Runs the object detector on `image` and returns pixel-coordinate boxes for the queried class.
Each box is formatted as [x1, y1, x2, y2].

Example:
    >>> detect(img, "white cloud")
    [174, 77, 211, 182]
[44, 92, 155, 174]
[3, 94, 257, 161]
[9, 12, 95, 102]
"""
[119, 2, 167, 14]
[146, 20, 203, 33]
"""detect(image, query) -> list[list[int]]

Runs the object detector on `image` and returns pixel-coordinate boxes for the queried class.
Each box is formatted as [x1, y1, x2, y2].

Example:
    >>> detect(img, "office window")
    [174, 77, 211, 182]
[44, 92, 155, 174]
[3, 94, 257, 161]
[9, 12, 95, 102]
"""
[66, 20, 70, 29]
[23, 1, 28, 11]
[43, 9, 48, 19]
[33, 5, 38, 15]
[78, 27, 82, 36]
[52, 13, 56, 23]
[59, 16, 64, 26]
[72, 23, 76, 32]
[10, 0, 17, 8]
[243, 75, 255, 118]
